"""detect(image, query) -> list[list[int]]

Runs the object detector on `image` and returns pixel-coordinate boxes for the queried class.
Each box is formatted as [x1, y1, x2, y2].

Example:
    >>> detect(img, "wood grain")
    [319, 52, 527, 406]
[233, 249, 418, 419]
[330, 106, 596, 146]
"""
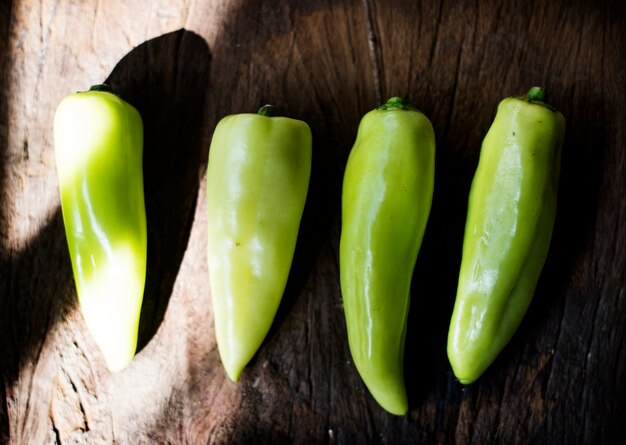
[1, 0, 625, 443]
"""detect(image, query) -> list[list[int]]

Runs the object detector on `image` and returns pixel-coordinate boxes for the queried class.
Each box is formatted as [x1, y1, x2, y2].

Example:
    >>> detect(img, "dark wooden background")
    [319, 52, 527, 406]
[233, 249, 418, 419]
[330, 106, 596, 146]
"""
[1, 0, 624, 443]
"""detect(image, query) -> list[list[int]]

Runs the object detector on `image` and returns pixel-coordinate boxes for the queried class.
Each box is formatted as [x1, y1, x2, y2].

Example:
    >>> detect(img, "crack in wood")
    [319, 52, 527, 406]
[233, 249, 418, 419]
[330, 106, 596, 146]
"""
[63, 367, 89, 433]
[428, 1, 443, 67]
[50, 410, 62, 445]
[361, 0, 381, 104]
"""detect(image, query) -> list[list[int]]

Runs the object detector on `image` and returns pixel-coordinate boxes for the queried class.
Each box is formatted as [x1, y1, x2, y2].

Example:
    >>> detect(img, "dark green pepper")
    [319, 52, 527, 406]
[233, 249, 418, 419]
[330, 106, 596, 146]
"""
[447, 87, 566, 384]
[340, 97, 435, 415]
[54, 85, 147, 372]
[206, 105, 312, 382]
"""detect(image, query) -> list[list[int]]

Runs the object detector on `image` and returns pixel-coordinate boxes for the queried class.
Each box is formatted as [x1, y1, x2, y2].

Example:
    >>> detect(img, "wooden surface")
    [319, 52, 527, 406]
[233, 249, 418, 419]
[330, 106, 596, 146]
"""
[1, 0, 625, 443]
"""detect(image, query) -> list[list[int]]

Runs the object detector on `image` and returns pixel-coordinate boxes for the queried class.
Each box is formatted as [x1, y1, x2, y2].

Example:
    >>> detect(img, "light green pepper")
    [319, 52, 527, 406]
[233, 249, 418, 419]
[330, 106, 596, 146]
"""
[54, 85, 147, 372]
[206, 105, 312, 382]
[340, 97, 435, 415]
[448, 87, 566, 384]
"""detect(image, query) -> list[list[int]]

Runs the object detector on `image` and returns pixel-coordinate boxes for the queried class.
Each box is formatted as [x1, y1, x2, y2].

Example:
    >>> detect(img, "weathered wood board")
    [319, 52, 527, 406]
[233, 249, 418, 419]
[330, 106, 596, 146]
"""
[1, 0, 624, 443]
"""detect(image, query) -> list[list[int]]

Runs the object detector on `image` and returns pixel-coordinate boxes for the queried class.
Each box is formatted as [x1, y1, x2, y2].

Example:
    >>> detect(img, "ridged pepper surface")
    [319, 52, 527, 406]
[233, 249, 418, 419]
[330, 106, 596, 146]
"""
[448, 87, 566, 384]
[340, 97, 435, 415]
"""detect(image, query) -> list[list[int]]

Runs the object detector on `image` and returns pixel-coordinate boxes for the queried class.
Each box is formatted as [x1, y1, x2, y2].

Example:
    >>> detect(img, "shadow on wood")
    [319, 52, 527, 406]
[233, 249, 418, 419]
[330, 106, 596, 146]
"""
[0, 2, 77, 443]
[104, 29, 212, 353]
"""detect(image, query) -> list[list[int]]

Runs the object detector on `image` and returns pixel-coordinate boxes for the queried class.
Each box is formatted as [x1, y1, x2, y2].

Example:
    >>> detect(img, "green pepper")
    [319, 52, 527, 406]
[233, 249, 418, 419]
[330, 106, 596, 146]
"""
[340, 97, 435, 415]
[54, 85, 147, 372]
[447, 87, 565, 384]
[206, 105, 312, 382]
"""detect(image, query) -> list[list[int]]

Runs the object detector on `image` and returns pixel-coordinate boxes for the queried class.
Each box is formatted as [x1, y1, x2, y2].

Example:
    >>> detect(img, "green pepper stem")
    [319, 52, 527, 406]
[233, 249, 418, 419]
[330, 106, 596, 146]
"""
[257, 104, 275, 117]
[520, 86, 558, 111]
[525, 86, 546, 102]
[376, 96, 418, 111]
[88, 84, 112, 93]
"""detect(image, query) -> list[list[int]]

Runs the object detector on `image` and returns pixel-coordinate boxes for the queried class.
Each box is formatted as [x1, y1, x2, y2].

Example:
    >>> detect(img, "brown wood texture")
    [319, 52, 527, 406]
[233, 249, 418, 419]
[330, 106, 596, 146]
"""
[1, 0, 625, 443]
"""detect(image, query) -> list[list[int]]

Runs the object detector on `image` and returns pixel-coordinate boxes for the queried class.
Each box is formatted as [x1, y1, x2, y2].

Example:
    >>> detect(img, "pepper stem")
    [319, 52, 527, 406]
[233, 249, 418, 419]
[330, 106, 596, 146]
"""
[376, 96, 417, 111]
[525, 86, 546, 102]
[257, 104, 275, 117]
[88, 84, 112, 93]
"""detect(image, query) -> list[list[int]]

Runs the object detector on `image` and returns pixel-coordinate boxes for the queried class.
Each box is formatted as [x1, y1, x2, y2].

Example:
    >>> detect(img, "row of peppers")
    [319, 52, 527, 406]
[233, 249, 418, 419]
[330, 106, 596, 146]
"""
[54, 85, 565, 415]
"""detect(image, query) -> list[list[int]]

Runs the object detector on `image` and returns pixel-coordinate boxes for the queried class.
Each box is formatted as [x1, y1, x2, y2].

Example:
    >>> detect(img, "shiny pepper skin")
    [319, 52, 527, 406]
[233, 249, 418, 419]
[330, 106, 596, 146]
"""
[54, 85, 147, 372]
[340, 97, 435, 415]
[206, 105, 312, 382]
[447, 87, 566, 384]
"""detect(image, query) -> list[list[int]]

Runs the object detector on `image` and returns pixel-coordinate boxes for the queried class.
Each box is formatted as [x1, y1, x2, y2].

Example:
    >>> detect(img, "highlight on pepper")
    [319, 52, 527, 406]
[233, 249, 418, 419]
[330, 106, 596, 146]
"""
[54, 84, 147, 372]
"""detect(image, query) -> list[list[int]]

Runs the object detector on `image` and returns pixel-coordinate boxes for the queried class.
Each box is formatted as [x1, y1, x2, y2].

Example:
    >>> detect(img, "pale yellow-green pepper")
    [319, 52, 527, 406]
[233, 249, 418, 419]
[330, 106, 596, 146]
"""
[206, 105, 312, 382]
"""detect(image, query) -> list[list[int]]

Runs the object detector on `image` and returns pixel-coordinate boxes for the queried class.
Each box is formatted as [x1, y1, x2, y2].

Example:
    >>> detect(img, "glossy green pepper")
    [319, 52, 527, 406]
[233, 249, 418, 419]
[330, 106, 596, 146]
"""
[447, 87, 565, 384]
[206, 105, 312, 382]
[54, 85, 147, 372]
[340, 97, 435, 415]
